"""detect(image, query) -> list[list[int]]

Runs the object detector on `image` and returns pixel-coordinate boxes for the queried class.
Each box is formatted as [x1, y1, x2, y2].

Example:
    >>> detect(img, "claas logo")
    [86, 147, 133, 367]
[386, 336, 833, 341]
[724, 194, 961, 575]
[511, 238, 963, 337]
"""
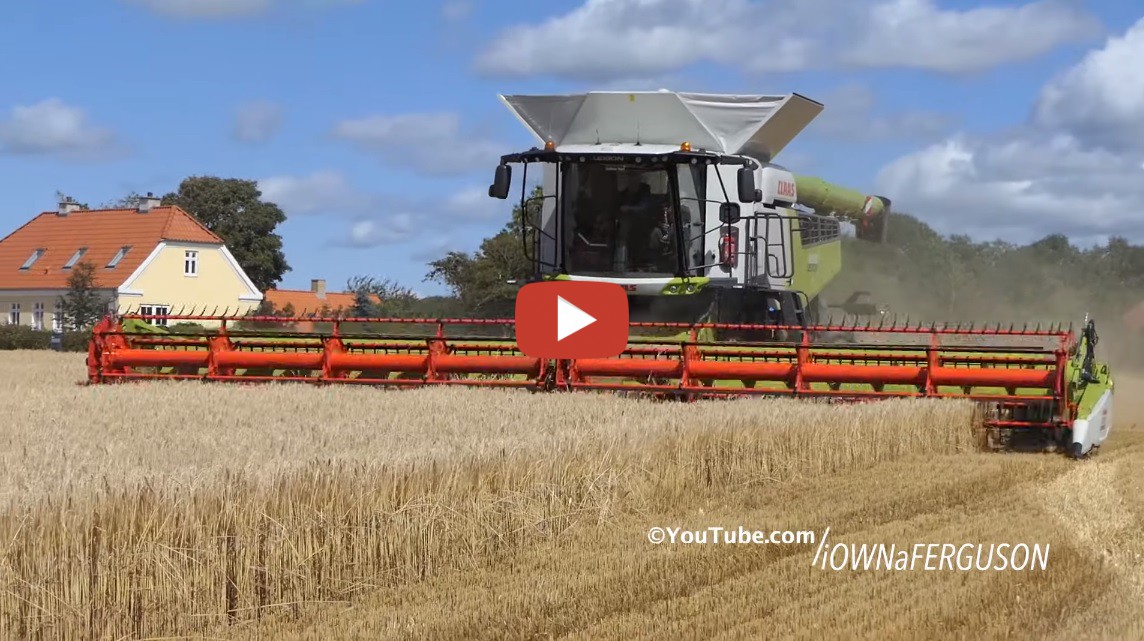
[777, 181, 796, 198]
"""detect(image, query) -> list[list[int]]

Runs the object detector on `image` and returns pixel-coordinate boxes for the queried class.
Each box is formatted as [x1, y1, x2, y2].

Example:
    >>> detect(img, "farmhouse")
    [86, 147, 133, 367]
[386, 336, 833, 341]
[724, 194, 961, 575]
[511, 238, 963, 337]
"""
[0, 195, 263, 329]
[263, 279, 379, 331]
[263, 279, 361, 316]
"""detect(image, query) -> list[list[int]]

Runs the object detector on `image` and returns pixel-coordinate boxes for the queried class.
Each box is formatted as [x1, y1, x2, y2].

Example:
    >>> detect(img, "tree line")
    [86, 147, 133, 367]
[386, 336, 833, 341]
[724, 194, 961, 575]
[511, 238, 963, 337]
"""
[824, 213, 1144, 327]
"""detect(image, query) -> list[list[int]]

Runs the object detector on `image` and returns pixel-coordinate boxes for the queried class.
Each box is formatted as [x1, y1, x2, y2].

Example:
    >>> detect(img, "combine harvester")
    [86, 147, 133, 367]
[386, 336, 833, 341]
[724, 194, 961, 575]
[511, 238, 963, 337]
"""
[87, 90, 1114, 458]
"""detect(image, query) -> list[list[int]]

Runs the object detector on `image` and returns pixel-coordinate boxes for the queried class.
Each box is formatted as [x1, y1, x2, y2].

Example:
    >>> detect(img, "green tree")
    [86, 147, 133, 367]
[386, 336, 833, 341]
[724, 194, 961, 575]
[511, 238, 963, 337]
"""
[425, 185, 541, 317]
[161, 177, 291, 291]
[346, 276, 420, 317]
[59, 260, 108, 330]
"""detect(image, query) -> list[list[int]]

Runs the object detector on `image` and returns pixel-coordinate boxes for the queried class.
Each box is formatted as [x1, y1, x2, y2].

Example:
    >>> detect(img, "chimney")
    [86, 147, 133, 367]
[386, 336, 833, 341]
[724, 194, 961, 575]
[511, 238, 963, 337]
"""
[136, 192, 161, 213]
[311, 279, 326, 299]
[57, 198, 81, 216]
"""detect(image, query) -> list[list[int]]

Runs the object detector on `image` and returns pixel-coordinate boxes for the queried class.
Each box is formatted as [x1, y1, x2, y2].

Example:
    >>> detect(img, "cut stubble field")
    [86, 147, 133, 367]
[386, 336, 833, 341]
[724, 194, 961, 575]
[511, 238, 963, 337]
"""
[1, 351, 1143, 640]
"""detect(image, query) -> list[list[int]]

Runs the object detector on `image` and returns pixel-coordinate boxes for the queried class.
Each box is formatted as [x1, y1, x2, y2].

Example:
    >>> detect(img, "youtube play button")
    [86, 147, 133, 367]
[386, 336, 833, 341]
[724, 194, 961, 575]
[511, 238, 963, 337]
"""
[556, 296, 596, 341]
[516, 281, 629, 359]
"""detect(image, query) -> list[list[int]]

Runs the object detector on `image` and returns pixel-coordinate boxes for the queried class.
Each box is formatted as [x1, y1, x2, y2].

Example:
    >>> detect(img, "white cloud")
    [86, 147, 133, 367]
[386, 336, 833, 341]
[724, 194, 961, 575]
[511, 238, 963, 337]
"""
[347, 215, 415, 247]
[233, 101, 283, 144]
[877, 129, 1144, 245]
[810, 84, 954, 143]
[259, 170, 505, 247]
[1033, 16, 1144, 151]
[446, 186, 505, 221]
[339, 186, 511, 247]
[476, 0, 769, 80]
[475, 0, 1102, 81]
[123, 0, 362, 19]
[844, 0, 1101, 73]
[0, 99, 116, 157]
[258, 170, 371, 215]
[331, 112, 505, 175]
[410, 235, 461, 262]
[873, 15, 1144, 246]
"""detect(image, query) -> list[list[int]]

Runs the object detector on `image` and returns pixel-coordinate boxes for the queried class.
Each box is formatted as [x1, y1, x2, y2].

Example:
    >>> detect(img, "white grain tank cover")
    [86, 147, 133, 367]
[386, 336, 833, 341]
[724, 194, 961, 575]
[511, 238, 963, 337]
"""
[499, 91, 825, 162]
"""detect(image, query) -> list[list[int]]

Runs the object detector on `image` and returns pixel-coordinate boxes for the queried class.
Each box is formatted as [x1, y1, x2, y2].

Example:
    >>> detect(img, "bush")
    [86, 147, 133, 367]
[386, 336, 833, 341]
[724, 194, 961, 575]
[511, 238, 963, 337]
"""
[0, 325, 51, 350]
[169, 322, 208, 334]
[0, 326, 89, 352]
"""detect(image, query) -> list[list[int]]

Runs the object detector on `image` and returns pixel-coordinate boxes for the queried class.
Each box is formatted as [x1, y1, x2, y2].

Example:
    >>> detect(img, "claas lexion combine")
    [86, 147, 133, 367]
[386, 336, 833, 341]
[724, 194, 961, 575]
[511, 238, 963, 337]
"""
[87, 90, 1115, 457]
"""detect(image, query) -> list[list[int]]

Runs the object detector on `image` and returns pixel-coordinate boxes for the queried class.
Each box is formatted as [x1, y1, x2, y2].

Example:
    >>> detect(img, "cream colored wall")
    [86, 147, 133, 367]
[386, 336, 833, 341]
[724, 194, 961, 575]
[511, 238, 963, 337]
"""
[0, 292, 100, 331]
[117, 242, 260, 327]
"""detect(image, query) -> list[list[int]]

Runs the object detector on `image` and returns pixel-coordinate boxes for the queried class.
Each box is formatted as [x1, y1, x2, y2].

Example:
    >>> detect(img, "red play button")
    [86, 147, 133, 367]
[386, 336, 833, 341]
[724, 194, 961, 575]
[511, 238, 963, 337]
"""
[515, 281, 629, 359]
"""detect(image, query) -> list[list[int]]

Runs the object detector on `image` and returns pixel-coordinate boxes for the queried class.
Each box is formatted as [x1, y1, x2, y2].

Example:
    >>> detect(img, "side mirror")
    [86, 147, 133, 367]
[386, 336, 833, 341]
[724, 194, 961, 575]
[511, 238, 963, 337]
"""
[737, 167, 757, 203]
[719, 202, 741, 224]
[489, 164, 512, 199]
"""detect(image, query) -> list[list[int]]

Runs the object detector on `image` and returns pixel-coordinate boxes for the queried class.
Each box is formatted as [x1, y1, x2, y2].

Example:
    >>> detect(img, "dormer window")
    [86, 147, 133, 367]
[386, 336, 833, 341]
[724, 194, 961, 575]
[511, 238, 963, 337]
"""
[20, 249, 45, 270]
[63, 248, 88, 269]
[107, 246, 131, 268]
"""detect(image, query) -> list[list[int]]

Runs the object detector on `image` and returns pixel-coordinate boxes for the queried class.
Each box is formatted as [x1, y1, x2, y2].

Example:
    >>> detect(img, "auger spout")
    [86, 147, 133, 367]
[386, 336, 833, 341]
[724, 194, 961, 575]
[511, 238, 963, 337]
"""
[795, 175, 891, 243]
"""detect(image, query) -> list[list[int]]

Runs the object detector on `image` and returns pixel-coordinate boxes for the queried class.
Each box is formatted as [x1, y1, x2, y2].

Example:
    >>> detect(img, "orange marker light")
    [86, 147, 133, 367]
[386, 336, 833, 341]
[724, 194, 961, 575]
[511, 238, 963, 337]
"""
[544, 140, 555, 151]
[680, 142, 691, 152]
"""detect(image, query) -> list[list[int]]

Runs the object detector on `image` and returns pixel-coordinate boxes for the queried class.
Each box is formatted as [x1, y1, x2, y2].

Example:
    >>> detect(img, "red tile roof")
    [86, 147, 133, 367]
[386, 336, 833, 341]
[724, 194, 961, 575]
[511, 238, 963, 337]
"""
[0, 206, 222, 290]
[264, 289, 379, 315]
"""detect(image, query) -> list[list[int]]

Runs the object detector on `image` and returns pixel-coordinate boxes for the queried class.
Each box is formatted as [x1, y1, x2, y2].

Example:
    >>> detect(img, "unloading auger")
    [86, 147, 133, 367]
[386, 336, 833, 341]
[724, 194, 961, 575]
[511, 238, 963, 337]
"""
[85, 90, 1114, 458]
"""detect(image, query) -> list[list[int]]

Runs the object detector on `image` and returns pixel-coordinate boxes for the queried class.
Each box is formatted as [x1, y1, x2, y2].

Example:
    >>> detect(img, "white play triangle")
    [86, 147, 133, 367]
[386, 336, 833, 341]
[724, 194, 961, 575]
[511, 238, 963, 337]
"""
[556, 296, 596, 342]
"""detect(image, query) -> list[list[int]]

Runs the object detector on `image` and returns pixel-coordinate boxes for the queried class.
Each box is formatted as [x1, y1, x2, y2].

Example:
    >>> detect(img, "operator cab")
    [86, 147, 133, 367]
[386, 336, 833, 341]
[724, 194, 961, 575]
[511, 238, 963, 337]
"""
[488, 144, 771, 327]
[564, 161, 693, 276]
[488, 143, 755, 283]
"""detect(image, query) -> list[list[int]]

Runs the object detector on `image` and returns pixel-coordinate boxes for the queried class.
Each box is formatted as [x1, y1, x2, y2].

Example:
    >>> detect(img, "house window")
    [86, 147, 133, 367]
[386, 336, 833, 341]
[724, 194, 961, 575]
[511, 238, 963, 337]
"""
[53, 301, 63, 331]
[107, 246, 131, 268]
[8, 303, 19, 325]
[139, 305, 170, 327]
[20, 249, 46, 270]
[32, 302, 44, 330]
[184, 250, 198, 276]
[64, 248, 88, 269]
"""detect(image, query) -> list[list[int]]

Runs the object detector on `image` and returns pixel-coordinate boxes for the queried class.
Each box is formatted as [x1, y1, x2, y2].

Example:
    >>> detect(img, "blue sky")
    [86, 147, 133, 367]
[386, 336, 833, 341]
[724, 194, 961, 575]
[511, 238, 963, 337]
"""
[1, 0, 1142, 296]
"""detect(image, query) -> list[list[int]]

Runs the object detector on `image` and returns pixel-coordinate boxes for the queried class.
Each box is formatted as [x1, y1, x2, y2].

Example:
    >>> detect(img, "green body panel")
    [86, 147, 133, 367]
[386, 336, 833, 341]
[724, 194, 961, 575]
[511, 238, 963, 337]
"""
[794, 175, 885, 223]
[1066, 331, 1115, 423]
[788, 227, 842, 301]
[122, 317, 168, 334]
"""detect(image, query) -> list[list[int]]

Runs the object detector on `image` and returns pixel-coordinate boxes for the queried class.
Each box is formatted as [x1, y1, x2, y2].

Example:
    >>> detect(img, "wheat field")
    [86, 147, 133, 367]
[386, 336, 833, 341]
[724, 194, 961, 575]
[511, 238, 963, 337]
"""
[0, 351, 1142, 640]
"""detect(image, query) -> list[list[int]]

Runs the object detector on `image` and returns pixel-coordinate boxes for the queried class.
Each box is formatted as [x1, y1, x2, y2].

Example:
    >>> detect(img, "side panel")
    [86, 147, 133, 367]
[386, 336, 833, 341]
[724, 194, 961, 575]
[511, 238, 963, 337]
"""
[789, 234, 841, 300]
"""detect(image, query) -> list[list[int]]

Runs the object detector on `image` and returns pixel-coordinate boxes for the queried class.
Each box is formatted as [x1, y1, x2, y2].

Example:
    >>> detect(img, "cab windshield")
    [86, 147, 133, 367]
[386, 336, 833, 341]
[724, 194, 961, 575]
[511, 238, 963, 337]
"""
[561, 162, 705, 277]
